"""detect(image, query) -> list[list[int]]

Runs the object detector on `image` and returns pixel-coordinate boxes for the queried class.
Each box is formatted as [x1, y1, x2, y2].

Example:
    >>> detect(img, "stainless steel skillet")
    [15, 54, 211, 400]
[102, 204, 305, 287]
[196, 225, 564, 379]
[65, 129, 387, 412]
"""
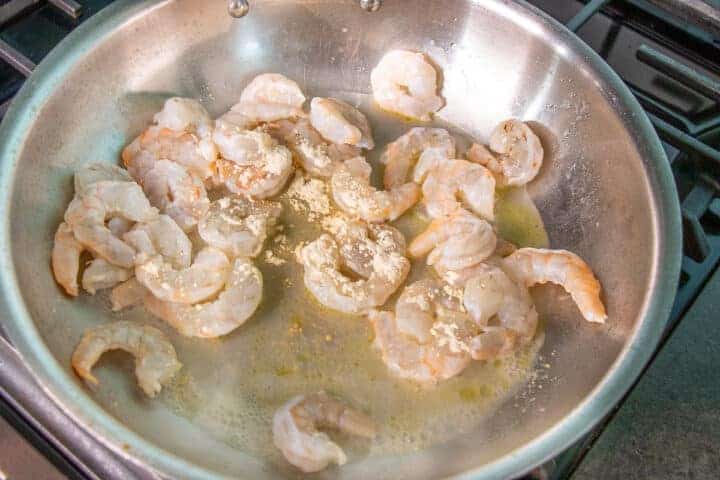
[0, 0, 681, 478]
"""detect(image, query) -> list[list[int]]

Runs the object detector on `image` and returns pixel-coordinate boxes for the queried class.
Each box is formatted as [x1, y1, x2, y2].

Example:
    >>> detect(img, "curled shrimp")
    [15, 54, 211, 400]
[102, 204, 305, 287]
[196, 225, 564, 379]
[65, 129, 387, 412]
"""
[144, 258, 263, 338]
[107, 217, 133, 237]
[135, 247, 230, 304]
[74, 162, 133, 194]
[421, 159, 496, 220]
[198, 196, 281, 258]
[141, 160, 210, 231]
[273, 391, 376, 473]
[52, 222, 84, 296]
[213, 125, 294, 199]
[153, 97, 214, 137]
[369, 308, 471, 385]
[309, 97, 374, 149]
[486, 119, 544, 186]
[409, 209, 497, 273]
[122, 98, 217, 181]
[110, 278, 147, 312]
[81, 259, 132, 295]
[299, 222, 410, 314]
[71, 320, 181, 397]
[331, 157, 420, 223]
[234, 73, 306, 122]
[370, 50, 443, 122]
[64, 181, 158, 268]
[504, 248, 607, 324]
[381, 127, 455, 189]
[282, 118, 361, 177]
[122, 214, 192, 270]
[462, 264, 538, 360]
[324, 215, 407, 280]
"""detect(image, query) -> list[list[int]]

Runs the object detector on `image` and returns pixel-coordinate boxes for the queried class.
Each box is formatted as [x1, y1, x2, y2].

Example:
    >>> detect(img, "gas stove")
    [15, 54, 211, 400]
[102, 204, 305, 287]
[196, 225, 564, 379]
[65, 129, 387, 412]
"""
[1, 1, 718, 479]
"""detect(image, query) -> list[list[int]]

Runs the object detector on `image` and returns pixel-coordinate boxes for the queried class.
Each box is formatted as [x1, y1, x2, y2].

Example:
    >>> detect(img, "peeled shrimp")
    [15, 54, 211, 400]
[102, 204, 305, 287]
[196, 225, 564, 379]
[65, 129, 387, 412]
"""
[198, 196, 281, 258]
[462, 264, 538, 360]
[273, 391, 376, 473]
[213, 127, 294, 198]
[73, 162, 133, 194]
[331, 157, 420, 223]
[135, 247, 230, 304]
[123, 214, 192, 269]
[486, 119, 544, 186]
[64, 181, 158, 268]
[141, 159, 210, 231]
[325, 216, 407, 280]
[504, 248, 607, 323]
[153, 97, 214, 137]
[394, 278, 468, 344]
[71, 321, 181, 397]
[409, 209, 497, 273]
[282, 118, 361, 177]
[299, 224, 410, 314]
[110, 278, 147, 312]
[144, 257, 263, 338]
[370, 50, 443, 122]
[122, 98, 218, 181]
[381, 127, 455, 189]
[309, 97, 374, 149]
[107, 217, 133, 237]
[234, 73, 305, 122]
[81, 259, 132, 295]
[51, 222, 84, 296]
[421, 159, 496, 220]
[369, 308, 471, 385]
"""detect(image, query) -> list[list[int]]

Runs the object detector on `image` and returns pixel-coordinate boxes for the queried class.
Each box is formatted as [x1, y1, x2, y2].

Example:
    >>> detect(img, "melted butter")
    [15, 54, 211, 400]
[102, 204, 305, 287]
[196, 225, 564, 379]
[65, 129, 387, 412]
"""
[495, 187, 550, 248]
[160, 101, 551, 466]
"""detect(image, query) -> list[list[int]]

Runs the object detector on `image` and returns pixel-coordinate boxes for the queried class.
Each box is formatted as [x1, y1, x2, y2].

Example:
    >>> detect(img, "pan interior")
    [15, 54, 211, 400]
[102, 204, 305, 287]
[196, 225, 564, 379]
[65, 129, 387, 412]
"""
[1, 1, 673, 478]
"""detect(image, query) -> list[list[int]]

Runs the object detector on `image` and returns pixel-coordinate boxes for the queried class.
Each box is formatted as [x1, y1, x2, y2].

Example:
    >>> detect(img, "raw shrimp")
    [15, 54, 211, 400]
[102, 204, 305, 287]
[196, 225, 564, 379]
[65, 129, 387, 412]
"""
[135, 247, 230, 304]
[394, 278, 468, 344]
[409, 209, 497, 273]
[81, 259, 132, 295]
[234, 73, 305, 122]
[330, 157, 420, 223]
[421, 159, 496, 220]
[51, 222, 84, 296]
[64, 181, 158, 268]
[73, 162, 133, 193]
[504, 248, 607, 323]
[141, 159, 210, 231]
[107, 217, 133, 237]
[122, 98, 218, 181]
[309, 97, 374, 149]
[71, 321, 181, 397]
[487, 119, 544, 186]
[299, 224, 410, 314]
[110, 278, 147, 312]
[282, 119, 361, 177]
[370, 50, 443, 122]
[123, 214, 192, 269]
[213, 127, 294, 198]
[462, 264, 538, 360]
[153, 97, 214, 137]
[368, 308, 472, 385]
[198, 196, 281, 258]
[144, 258, 263, 338]
[381, 127, 455, 189]
[273, 391, 376, 473]
[324, 216, 407, 280]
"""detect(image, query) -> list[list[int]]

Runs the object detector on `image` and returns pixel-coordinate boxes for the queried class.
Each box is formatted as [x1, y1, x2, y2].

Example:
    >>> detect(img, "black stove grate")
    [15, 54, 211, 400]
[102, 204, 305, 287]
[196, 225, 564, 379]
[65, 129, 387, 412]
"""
[0, 1, 719, 479]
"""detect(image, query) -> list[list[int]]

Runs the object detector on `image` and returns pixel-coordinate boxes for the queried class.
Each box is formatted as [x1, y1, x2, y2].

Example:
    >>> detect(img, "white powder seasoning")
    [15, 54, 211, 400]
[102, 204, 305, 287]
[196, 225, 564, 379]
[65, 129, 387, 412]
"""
[286, 173, 332, 222]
